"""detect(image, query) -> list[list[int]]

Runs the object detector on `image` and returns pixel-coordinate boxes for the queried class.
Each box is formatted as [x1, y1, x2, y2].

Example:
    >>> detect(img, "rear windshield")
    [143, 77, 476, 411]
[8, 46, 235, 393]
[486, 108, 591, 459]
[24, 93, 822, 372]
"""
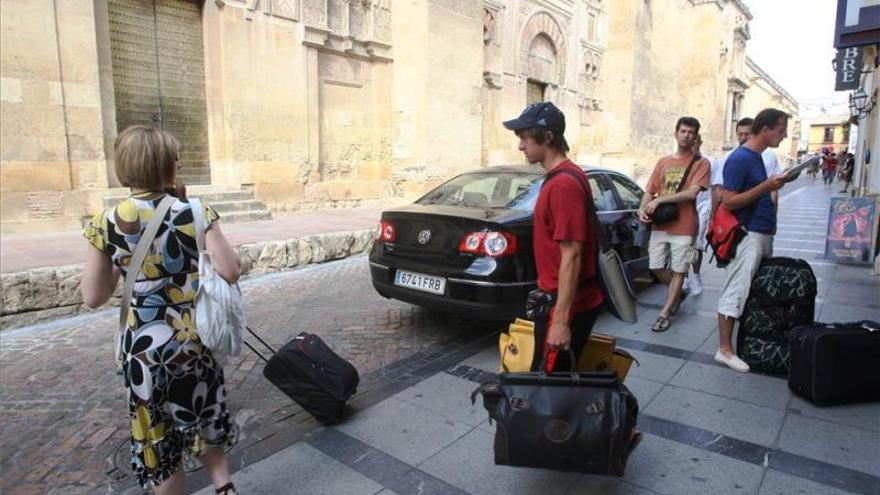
[416, 173, 543, 210]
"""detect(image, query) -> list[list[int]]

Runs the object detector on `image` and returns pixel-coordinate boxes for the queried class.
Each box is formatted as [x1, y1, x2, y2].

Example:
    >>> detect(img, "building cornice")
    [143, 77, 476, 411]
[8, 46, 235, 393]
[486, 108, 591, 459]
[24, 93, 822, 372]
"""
[482, 0, 506, 11]
[303, 25, 393, 62]
[746, 57, 799, 110]
[689, 1, 753, 20]
[530, 0, 575, 20]
[581, 39, 605, 53]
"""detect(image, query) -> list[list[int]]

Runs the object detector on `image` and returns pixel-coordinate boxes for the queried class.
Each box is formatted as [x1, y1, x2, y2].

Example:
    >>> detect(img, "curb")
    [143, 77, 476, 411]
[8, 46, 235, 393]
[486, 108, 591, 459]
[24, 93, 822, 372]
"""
[0, 229, 374, 330]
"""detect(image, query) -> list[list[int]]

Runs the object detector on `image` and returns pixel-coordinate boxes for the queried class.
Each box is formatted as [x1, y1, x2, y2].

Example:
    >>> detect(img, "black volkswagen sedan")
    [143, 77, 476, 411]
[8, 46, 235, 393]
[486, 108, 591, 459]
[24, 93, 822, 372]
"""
[369, 165, 651, 320]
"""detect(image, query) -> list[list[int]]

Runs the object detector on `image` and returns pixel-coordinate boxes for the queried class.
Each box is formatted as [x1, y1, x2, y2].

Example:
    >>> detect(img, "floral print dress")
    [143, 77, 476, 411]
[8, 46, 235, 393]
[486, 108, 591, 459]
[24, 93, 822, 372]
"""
[83, 195, 236, 488]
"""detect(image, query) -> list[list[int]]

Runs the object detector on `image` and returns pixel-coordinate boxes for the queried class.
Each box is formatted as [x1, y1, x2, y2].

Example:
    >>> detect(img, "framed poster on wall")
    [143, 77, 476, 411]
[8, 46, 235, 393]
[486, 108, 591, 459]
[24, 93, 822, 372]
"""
[824, 196, 880, 264]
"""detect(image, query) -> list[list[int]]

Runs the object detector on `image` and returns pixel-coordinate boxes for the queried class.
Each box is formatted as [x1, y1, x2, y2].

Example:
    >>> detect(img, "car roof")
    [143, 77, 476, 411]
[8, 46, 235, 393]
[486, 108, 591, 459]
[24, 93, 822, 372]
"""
[460, 164, 624, 176]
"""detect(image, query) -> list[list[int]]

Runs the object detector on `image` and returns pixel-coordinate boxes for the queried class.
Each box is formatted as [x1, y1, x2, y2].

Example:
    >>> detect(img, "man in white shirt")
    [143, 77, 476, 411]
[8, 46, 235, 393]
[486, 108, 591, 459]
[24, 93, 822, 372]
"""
[716, 118, 781, 207]
[693, 118, 781, 294]
[685, 134, 717, 295]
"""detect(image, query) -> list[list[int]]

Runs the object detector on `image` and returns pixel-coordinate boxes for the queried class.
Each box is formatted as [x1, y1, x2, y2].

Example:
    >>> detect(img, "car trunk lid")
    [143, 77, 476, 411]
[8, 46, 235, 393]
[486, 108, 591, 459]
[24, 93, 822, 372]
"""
[379, 206, 528, 262]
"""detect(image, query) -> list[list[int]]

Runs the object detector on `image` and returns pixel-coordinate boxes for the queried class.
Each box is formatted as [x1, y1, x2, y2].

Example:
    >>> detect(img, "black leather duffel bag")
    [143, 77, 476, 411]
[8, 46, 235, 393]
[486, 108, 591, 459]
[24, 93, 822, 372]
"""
[471, 359, 639, 476]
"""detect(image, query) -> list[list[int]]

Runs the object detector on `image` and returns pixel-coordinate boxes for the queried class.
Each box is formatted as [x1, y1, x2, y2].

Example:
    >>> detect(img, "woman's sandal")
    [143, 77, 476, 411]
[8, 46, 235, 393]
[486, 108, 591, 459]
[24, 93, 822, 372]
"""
[651, 316, 670, 332]
[216, 482, 237, 495]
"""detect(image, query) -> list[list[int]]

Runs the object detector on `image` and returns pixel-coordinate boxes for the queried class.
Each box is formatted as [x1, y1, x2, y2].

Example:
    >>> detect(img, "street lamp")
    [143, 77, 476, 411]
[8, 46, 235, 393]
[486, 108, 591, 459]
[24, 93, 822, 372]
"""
[848, 87, 877, 120]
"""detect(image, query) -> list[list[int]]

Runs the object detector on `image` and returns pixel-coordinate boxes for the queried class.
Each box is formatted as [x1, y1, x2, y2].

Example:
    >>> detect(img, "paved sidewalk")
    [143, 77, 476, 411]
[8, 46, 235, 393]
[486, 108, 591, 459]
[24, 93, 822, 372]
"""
[188, 178, 880, 495]
[0, 208, 383, 273]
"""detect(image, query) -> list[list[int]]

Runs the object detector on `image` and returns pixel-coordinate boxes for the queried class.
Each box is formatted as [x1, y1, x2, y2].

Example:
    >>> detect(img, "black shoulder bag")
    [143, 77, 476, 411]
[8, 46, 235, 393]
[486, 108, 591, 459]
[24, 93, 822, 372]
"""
[651, 154, 699, 226]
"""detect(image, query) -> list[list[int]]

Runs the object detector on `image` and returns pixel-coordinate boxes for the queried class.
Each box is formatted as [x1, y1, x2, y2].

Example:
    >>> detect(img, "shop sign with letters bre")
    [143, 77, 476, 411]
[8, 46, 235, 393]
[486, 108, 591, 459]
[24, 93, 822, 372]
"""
[824, 196, 879, 264]
[835, 47, 864, 90]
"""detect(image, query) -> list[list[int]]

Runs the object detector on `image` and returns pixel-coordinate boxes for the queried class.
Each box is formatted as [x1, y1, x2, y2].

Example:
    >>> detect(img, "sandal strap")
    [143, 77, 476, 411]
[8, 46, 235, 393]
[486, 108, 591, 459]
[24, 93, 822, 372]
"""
[215, 482, 236, 494]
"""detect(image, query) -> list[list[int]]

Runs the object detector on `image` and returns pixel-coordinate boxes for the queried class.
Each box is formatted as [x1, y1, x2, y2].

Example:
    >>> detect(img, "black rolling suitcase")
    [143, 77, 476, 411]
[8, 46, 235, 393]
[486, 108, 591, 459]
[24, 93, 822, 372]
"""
[244, 327, 359, 425]
[788, 321, 880, 406]
[736, 257, 817, 375]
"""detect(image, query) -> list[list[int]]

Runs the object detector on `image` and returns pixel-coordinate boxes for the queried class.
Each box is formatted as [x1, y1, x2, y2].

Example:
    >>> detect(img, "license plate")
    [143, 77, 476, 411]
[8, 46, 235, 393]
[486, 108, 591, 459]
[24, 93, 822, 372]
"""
[394, 270, 446, 295]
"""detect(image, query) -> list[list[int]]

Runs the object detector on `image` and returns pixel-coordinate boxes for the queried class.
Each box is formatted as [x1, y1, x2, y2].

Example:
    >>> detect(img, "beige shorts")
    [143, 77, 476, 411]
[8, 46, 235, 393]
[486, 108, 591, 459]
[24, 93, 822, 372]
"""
[718, 233, 774, 318]
[649, 231, 696, 274]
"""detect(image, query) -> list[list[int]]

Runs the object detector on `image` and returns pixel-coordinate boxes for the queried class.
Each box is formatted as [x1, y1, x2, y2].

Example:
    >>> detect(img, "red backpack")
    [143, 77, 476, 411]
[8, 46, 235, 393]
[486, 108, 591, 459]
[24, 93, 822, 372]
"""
[705, 204, 753, 267]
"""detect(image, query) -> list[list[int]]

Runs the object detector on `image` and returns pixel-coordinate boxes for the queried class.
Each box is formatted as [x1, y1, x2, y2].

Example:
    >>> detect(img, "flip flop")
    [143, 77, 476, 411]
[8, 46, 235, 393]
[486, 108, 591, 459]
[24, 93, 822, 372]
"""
[651, 316, 670, 332]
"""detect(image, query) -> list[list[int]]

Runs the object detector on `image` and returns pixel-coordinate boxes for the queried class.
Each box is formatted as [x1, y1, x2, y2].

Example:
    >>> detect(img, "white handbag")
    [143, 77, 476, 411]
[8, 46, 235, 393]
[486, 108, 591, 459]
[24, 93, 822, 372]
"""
[190, 198, 246, 360]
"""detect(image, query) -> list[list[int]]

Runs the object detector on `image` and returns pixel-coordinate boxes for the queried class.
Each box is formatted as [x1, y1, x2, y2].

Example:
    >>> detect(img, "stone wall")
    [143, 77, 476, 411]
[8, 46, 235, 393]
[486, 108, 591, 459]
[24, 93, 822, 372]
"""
[0, 0, 803, 232]
[0, 0, 110, 232]
[0, 229, 374, 330]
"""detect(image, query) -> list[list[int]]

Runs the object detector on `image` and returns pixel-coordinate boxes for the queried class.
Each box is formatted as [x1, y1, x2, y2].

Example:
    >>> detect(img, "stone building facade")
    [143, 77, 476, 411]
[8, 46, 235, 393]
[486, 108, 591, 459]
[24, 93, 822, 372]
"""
[0, 0, 800, 233]
[807, 114, 852, 154]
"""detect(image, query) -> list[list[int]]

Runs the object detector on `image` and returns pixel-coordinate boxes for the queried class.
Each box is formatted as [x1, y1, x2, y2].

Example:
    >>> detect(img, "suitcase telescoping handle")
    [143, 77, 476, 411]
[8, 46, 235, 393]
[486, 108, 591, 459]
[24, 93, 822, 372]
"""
[243, 326, 278, 363]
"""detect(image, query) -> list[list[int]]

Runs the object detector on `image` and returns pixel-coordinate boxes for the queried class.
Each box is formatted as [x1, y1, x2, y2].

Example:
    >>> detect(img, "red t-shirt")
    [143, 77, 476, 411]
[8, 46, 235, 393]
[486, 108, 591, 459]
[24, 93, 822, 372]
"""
[824, 156, 838, 171]
[533, 160, 604, 318]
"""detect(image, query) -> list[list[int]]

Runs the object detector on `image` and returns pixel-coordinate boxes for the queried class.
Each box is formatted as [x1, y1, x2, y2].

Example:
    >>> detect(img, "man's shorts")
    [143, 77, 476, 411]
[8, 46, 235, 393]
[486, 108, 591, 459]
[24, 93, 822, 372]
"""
[717, 233, 774, 319]
[648, 231, 696, 274]
[696, 202, 711, 251]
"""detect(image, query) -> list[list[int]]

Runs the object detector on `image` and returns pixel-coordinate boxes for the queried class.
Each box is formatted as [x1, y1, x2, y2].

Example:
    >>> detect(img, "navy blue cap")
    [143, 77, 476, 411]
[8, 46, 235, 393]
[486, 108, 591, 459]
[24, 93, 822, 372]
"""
[503, 101, 566, 134]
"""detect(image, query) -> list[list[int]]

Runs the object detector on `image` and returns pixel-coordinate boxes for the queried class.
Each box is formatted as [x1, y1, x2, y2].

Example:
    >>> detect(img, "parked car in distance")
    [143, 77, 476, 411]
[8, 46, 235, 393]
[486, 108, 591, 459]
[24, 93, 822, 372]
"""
[369, 165, 651, 320]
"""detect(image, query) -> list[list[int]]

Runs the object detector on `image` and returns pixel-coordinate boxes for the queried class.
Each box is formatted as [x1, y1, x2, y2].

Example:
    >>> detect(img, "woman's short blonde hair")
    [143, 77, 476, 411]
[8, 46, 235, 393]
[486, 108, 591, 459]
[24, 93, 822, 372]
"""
[114, 125, 179, 189]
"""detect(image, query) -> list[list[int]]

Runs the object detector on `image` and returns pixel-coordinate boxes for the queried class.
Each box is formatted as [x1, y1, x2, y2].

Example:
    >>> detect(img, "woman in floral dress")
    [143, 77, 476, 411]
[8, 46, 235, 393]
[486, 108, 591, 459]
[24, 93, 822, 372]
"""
[82, 126, 241, 495]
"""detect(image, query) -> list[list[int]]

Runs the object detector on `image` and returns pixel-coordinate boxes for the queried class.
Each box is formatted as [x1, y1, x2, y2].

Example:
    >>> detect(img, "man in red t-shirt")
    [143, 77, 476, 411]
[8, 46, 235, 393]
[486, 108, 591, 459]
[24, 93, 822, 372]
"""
[503, 102, 604, 371]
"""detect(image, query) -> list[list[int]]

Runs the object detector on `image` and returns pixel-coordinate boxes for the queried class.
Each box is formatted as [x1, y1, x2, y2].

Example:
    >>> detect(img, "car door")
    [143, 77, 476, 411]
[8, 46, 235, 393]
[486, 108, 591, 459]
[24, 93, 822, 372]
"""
[585, 172, 622, 255]
[606, 172, 650, 265]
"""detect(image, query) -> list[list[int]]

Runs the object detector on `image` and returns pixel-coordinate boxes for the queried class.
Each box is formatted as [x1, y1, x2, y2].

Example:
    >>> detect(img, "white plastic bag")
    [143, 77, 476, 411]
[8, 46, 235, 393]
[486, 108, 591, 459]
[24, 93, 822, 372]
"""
[190, 199, 246, 360]
[195, 251, 245, 359]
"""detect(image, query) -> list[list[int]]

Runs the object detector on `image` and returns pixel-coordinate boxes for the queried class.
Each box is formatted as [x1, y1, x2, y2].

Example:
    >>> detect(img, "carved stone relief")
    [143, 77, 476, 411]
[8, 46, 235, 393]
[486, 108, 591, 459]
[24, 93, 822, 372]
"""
[483, 9, 497, 44]
[483, 2, 505, 88]
[303, 0, 392, 60]
[233, 0, 300, 21]
[302, 0, 326, 27]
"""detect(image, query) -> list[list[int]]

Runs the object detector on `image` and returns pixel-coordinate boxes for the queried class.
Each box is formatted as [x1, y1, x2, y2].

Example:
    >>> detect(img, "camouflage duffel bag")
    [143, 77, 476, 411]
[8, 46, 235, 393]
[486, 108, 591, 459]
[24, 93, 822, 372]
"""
[737, 257, 817, 375]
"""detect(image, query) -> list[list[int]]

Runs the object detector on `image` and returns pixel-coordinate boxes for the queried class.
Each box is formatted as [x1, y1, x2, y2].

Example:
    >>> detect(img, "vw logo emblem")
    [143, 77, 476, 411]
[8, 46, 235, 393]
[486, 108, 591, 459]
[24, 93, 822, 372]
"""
[417, 229, 432, 245]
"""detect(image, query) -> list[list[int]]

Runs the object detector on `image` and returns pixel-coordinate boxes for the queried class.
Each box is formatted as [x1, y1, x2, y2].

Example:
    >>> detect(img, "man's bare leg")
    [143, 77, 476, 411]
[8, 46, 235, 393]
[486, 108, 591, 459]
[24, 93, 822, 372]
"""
[718, 313, 737, 356]
[660, 272, 685, 318]
[653, 268, 672, 285]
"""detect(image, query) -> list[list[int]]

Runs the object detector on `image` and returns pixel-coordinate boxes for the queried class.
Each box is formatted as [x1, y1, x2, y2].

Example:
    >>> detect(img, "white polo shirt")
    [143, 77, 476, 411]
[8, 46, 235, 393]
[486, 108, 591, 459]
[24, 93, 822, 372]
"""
[697, 154, 719, 211]
[715, 147, 781, 187]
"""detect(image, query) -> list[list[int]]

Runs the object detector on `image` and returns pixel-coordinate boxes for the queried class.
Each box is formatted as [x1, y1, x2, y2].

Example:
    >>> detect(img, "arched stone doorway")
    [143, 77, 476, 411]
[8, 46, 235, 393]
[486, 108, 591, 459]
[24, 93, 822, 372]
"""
[521, 11, 566, 102]
[107, 0, 211, 185]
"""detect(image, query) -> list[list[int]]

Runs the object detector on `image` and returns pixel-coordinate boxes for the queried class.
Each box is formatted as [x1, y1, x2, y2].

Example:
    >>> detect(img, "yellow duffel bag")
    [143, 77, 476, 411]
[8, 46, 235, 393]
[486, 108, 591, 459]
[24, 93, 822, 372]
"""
[498, 319, 638, 380]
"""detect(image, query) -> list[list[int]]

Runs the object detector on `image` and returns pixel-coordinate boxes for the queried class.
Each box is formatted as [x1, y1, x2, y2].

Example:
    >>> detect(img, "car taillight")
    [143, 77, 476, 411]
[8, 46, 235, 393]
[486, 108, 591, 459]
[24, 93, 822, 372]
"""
[374, 221, 396, 242]
[458, 231, 517, 257]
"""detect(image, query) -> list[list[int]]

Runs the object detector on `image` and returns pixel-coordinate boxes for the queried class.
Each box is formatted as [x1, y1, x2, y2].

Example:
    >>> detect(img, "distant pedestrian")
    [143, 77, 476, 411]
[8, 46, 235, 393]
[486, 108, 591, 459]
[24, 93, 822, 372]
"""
[639, 117, 710, 332]
[503, 102, 603, 371]
[822, 151, 838, 185]
[715, 108, 791, 373]
[81, 125, 240, 495]
[840, 152, 855, 193]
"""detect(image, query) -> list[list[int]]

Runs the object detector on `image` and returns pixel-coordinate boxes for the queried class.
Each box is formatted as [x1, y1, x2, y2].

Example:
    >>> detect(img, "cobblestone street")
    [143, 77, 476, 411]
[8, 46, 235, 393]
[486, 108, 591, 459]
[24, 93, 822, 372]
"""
[0, 257, 501, 495]
[2, 179, 879, 495]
